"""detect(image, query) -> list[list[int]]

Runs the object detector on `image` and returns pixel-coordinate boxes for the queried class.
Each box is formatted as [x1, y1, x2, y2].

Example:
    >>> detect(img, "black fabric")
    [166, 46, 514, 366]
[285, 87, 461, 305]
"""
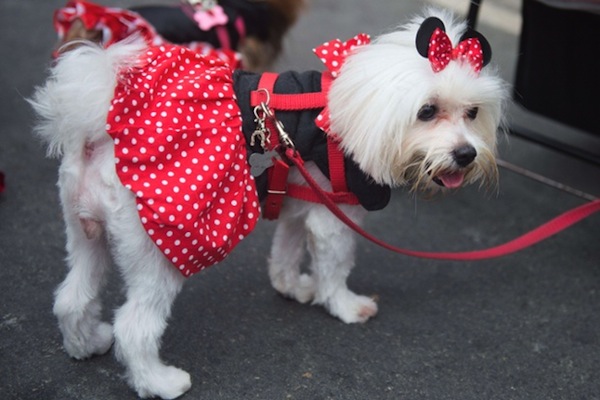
[233, 70, 391, 211]
[514, 0, 600, 135]
[130, 0, 270, 48]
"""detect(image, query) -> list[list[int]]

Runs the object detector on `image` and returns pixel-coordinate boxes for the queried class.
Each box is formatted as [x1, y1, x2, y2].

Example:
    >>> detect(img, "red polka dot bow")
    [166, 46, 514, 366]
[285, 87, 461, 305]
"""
[313, 34, 371, 134]
[313, 33, 371, 78]
[416, 16, 491, 75]
[428, 28, 484, 73]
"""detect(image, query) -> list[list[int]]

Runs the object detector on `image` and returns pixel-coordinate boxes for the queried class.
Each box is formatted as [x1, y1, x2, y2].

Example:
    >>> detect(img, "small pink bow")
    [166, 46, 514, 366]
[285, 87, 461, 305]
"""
[428, 28, 484, 73]
[313, 34, 371, 134]
[193, 3, 228, 31]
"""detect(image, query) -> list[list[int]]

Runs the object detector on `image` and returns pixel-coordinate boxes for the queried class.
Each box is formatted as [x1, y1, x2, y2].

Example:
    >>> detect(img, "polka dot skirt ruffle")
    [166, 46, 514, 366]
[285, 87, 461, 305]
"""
[106, 45, 260, 277]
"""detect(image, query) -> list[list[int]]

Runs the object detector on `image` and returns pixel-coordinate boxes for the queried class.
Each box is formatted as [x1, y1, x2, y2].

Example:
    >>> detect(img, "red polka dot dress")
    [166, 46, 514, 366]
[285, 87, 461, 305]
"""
[106, 45, 259, 277]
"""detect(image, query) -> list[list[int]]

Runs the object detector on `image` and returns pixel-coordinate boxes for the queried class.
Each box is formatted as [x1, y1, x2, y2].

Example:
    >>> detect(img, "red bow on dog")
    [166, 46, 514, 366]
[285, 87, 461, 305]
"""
[313, 33, 371, 78]
[416, 16, 491, 74]
[428, 28, 484, 73]
[313, 34, 371, 134]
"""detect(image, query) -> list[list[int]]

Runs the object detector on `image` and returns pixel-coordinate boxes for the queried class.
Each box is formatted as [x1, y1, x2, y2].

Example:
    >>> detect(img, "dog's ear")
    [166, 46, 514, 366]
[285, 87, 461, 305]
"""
[415, 17, 446, 58]
[460, 29, 492, 67]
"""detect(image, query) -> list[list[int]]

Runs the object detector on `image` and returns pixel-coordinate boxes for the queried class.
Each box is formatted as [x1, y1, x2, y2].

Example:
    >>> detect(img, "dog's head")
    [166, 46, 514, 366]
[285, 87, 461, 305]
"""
[328, 9, 508, 193]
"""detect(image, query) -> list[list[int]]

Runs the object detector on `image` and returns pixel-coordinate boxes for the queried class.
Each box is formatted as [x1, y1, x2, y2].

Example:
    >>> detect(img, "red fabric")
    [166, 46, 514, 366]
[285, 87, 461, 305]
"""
[428, 28, 484, 73]
[53, 0, 241, 68]
[312, 34, 371, 78]
[326, 136, 348, 193]
[106, 45, 260, 277]
[250, 91, 326, 111]
[54, 0, 159, 48]
[286, 184, 360, 205]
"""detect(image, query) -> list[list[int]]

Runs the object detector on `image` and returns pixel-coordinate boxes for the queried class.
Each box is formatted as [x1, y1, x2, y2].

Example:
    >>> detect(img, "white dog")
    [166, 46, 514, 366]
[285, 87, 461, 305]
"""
[31, 9, 506, 399]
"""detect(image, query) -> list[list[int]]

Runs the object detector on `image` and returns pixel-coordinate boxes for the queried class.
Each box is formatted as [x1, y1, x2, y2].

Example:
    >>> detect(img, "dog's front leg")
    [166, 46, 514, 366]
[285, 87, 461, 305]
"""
[108, 207, 190, 399]
[304, 204, 378, 323]
[268, 203, 316, 304]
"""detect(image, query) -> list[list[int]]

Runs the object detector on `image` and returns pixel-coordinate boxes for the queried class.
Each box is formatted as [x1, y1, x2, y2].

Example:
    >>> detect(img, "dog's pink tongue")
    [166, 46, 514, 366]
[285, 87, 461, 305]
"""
[439, 172, 465, 189]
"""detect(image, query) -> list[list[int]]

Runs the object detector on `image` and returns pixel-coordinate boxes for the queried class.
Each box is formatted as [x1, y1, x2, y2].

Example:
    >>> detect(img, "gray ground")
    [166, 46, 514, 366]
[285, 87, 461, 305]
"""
[1, 0, 599, 399]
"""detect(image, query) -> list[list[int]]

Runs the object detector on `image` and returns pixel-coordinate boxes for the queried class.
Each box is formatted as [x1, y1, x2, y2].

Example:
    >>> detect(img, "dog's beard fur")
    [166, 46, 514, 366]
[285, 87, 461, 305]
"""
[328, 8, 507, 195]
[399, 144, 499, 194]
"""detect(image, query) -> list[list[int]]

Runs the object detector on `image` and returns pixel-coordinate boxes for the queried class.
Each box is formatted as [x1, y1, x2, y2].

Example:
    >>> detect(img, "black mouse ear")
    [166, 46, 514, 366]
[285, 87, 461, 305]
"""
[460, 29, 492, 67]
[416, 17, 446, 58]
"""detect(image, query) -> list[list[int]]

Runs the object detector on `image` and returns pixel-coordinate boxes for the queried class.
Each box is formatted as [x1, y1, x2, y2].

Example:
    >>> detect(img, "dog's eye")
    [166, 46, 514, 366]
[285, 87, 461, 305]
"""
[417, 104, 438, 121]
[466, 107, 479, 120]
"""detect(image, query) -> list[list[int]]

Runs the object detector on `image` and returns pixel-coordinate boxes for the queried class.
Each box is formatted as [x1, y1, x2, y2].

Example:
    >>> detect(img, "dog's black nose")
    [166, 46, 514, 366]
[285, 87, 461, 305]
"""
[453, 145, 477, 167]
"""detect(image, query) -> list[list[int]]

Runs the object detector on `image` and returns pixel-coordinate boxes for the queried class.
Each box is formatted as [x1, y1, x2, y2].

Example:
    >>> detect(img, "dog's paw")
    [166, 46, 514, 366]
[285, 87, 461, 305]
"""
[273, 273, 316, 304]
[91, 321, 114, 355]
[63, 321, 114, 359]
[135, 365, 192, 400]
[294, 273, 317, 303]
[324, 290, 378, 324]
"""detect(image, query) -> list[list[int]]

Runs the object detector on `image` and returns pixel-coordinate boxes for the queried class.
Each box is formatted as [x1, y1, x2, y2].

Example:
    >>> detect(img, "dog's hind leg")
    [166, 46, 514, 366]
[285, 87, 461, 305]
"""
[53, 166, 114, 360]
[304, 204, 378, 324]
[268, 206, 316, 304]
[109, 204, 191, 399]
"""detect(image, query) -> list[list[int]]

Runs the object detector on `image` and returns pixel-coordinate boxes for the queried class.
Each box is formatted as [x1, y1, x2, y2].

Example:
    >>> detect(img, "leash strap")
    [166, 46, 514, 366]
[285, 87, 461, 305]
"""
[284, 148, 600, 261]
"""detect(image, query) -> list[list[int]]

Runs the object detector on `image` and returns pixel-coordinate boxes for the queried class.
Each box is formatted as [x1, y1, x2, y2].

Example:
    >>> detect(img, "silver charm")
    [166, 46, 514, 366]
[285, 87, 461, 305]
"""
[249, 150, 279, 177]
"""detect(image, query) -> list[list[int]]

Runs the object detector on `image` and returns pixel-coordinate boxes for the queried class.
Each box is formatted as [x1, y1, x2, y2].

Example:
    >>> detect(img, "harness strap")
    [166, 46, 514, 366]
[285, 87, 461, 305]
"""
[250, 90, 327, 110]
[327, 137, 349, 193]
[251, 72, 360, 219]
[255, 73, 286, 219]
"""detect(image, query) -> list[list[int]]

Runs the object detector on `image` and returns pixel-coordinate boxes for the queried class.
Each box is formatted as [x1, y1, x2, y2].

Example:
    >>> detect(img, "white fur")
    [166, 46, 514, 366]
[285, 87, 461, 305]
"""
[329, 8, 506, 188]
[30, 10, 506, 399]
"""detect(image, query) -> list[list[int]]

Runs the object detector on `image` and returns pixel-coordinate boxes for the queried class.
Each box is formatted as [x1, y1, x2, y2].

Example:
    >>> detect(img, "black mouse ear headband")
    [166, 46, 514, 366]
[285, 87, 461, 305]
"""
[415, 16, 492, 74]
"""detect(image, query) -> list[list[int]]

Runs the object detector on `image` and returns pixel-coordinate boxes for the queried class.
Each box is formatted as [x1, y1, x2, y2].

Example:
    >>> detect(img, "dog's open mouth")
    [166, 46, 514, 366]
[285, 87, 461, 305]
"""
[432, 171, 466, 189]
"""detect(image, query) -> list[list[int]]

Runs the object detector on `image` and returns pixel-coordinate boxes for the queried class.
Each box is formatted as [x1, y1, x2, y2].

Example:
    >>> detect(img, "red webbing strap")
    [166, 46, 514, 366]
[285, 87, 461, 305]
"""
[287, 183, 360, 205]
[253, 72, 279, 110]
[285, 148, 600, 261]
[327, 137, 349, 193]
[250, 90, 326, 110]
[255, 73, 288, 220]
[319, 73, 352, 195]
[264, 158, 290, 219]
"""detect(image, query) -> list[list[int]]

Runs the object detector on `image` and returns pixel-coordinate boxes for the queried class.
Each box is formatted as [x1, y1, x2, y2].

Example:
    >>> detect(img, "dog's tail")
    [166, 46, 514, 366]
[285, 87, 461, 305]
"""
[30, 39, 146, 158]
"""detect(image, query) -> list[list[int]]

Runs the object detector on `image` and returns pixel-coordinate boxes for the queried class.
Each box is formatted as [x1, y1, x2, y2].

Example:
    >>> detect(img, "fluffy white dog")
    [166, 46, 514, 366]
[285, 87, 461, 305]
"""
[31, 9, 506, 399]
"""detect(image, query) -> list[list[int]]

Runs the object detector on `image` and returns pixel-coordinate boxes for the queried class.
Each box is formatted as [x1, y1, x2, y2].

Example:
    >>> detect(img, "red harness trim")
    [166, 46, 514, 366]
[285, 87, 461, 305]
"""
[251, 72, 360, 220]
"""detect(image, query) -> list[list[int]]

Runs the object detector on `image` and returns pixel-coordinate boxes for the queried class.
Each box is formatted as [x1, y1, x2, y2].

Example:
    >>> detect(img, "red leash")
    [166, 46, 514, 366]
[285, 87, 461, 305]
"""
[249, 73, 599, 261]
[284, 148, 600, 261]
